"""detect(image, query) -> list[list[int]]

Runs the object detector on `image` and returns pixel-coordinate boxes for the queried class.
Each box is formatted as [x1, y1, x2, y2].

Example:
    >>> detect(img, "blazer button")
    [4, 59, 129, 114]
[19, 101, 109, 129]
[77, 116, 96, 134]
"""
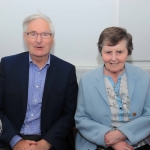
[132, 112, 136, 116]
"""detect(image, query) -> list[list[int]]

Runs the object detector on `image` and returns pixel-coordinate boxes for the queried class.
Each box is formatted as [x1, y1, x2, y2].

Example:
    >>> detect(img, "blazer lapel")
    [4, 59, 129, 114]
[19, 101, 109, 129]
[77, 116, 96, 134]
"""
[41, 55, 57, 113]
[19, 52, 29, 114]
[94, 63, 137, 106]
[94, 65, 109, 105]
[125, 63, 137, 102]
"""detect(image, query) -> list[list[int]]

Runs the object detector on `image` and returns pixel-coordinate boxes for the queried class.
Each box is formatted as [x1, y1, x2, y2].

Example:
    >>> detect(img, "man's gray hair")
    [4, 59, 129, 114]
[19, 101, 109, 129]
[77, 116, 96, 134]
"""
[22, 13, 55, 35]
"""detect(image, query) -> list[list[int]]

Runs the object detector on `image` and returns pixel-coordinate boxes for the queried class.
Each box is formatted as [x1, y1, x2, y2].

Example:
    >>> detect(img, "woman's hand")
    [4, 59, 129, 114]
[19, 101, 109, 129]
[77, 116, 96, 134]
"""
[111, 141, 134, 150]
[105, 130, 126, 146]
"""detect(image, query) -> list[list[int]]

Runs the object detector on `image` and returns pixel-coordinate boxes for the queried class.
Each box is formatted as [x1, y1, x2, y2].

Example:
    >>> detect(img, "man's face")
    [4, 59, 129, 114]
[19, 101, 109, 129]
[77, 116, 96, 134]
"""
[24, 18, 54, 60]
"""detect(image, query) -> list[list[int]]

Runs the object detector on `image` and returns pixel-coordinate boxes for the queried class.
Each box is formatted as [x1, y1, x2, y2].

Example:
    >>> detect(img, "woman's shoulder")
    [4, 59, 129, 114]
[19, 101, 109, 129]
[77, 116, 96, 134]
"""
[125, 63, 149, 78]
[81, 65, 103, 79]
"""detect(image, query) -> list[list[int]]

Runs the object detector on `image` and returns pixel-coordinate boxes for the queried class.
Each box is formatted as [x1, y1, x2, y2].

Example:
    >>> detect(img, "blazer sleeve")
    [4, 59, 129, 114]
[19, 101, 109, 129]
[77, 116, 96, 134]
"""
[118, 73, 150, 145]
[0, 58, 19, 144]
[42, 66, 78, 150]
[75, 78, 112, 147]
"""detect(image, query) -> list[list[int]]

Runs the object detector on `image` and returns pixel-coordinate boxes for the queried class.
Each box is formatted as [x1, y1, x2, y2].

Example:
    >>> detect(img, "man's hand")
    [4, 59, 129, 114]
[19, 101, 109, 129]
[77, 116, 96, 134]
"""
[111, 141, 134, 150]
[13, 139, 38, 150]
[35, 139, 52, 150]
[105, 130, 126, 146]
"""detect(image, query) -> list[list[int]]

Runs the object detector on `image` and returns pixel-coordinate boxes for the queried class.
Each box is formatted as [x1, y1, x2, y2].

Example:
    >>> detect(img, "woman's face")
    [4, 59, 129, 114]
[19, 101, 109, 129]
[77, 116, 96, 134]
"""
[101, 40, 128, 74]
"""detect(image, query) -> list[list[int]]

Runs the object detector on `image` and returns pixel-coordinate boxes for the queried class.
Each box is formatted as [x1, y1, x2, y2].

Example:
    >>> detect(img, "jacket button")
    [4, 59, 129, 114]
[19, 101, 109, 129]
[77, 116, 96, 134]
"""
[132, 112, 136, 116]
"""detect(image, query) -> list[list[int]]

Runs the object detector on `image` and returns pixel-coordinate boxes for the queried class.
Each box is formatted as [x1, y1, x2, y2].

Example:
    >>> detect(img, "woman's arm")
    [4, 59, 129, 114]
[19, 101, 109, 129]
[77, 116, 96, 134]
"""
[105, 130, 126, 146]
[117, 74, 150, 145]
[75, 79, 112, 147]
[111, 141, 134, 150]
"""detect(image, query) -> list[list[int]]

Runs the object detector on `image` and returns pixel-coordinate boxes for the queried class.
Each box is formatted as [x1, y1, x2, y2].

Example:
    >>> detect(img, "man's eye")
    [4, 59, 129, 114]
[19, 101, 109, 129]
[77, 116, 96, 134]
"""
[42, 33, 49, 36]
[30, 33, 37, 36]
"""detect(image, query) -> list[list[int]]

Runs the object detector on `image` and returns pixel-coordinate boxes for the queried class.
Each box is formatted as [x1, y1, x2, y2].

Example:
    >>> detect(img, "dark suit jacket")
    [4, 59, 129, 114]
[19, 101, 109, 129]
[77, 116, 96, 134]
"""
[0, 52, 78, 150]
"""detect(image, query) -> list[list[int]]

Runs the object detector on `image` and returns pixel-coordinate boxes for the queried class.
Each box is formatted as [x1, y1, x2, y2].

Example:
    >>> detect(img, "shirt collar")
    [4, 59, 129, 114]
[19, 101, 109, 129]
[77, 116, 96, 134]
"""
[29, 54, 50, 68]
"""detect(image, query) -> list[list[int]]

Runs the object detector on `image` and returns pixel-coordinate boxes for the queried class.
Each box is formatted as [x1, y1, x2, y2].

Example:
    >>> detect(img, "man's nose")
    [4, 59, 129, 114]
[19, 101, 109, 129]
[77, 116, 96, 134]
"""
[36, 34, 42, 43]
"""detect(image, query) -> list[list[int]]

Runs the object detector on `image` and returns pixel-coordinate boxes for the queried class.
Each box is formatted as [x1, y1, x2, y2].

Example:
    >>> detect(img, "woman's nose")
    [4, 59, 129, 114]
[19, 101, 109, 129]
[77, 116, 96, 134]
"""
[111, 53, 117, 61]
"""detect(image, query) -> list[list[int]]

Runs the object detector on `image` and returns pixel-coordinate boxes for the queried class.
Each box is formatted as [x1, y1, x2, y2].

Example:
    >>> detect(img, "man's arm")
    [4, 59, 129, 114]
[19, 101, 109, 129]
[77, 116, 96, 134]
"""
[41, 66, 78, 150]
[0, 58, 20, 144]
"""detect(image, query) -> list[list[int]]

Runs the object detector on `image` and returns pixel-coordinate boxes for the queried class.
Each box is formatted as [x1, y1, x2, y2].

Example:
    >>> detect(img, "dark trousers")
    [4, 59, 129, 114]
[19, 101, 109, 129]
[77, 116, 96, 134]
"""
[136, 144, 150, 150]
[0, 148, 11, 150]
[96, 145, 113, 150]
[96, 144, 150, 150]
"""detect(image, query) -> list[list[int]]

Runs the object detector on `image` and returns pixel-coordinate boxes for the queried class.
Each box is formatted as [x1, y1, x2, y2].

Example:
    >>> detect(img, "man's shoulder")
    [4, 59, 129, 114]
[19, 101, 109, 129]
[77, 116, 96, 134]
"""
[50, 54, 75, 68]
[1, 52, 28, 63]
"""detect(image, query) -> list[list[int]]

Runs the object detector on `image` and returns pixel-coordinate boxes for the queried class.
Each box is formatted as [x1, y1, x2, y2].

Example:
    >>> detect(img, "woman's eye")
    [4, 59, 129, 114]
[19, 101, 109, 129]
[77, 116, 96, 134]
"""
[117, 51, 122, 54]
[106, 51, 111, 54]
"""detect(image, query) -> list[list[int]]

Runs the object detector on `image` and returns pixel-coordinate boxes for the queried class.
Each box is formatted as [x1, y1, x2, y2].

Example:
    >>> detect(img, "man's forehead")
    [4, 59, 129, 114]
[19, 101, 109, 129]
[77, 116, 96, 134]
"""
[27, 18, 51, 32]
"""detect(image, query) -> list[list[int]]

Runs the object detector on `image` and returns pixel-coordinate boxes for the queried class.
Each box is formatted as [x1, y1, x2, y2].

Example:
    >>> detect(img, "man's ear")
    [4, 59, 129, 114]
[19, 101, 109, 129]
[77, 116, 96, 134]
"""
[23, 33, 27, 43]
[52, 36, 54, 45]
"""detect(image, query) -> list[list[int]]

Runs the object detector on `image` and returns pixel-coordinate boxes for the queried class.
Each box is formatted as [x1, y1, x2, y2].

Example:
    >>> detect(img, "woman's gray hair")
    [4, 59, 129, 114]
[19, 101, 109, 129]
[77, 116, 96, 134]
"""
[97, 27, 133, 55]
[22, 13, 55, 35]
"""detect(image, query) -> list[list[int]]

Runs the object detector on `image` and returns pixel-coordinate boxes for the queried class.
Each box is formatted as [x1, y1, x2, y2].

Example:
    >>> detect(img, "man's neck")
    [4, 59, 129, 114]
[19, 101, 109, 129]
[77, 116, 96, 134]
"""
[30, 54, 49, 69]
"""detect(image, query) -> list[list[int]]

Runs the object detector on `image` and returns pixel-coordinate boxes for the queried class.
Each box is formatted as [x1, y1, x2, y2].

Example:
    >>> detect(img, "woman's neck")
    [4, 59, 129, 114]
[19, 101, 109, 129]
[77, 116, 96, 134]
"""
[104, 66, 124, 83]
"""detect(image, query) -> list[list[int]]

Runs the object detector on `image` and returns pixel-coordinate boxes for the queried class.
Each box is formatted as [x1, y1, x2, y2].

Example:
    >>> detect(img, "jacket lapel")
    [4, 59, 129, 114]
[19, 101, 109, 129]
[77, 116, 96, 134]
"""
[94, 63, 137, 106]
[125, 63, 137, 102]
[19, 52, 29, 114]
[41, 55, 57, 113]
[94, 65, 109, 105]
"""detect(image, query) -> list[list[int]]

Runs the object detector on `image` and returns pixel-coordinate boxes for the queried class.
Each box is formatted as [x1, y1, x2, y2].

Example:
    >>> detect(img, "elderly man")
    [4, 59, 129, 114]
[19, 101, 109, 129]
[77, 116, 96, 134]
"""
[0, 14, 78, 150]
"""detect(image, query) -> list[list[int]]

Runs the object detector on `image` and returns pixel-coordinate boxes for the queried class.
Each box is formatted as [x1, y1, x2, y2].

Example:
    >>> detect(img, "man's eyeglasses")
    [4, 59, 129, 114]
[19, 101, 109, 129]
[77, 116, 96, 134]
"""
[25, 32, 53, 39]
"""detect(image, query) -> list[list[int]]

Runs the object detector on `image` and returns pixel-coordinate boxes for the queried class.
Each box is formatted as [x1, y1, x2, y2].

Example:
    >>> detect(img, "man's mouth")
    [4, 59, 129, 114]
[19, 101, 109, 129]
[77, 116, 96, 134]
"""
[35, 46, 43, 49]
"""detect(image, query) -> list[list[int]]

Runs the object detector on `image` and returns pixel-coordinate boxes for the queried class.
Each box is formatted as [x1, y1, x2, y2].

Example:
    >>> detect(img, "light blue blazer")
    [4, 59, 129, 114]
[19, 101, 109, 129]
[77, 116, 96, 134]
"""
[75, 63, 150, 150]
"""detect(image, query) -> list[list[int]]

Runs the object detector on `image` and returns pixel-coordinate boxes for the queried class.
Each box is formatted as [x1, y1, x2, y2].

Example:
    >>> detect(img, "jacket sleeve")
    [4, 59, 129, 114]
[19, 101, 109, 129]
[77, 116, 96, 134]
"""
[42, 66, 78, 150]
[75, 78, 112, 147]
[0, 58, 19, 145]
[118, 77, 150, 145]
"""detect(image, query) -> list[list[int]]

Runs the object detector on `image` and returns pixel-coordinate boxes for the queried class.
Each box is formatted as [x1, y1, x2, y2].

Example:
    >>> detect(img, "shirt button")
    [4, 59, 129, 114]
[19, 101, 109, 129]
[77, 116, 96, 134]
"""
[36, 86, 38, 88]
[120, 107, 122, 109]
[31, 114, 34, 116]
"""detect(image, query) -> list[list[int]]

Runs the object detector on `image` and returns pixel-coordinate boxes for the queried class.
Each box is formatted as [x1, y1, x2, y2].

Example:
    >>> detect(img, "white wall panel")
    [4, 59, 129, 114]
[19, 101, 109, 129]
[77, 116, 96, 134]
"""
[0, 0, 118, 66]
[0, 0, 150, 67]
[119, 0, 150, 64]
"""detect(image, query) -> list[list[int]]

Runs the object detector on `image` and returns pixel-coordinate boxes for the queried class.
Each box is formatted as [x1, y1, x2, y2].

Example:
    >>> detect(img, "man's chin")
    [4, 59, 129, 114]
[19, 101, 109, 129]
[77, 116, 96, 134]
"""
[30, 54, 49, 60]
[32, 53, 49, 57]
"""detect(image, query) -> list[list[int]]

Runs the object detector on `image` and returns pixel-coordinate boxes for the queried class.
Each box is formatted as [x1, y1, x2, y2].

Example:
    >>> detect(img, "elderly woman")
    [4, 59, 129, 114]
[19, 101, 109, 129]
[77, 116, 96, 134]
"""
[75, 27, 150, 150]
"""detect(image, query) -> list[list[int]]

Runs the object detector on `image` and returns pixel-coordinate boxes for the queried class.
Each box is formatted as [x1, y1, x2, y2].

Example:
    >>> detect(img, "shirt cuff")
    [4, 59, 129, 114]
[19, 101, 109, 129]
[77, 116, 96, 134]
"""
[10, 135, 22, 148]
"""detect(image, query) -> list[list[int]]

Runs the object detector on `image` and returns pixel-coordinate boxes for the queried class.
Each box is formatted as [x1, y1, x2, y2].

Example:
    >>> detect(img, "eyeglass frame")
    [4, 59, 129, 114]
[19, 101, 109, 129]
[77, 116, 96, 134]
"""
[25, 32, 54, 39]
